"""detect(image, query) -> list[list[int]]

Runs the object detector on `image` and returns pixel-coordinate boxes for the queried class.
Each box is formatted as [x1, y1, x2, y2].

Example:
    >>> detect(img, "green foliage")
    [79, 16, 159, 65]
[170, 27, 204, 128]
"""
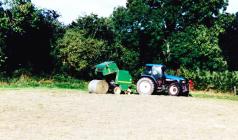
[179, 69, 238, 92]
[112, 0, 230, 69]
[191, 91, 238, 101]
[219, 13, 238, 71]
[55, 29, 106, 76]
[54, 27, 140, 78]
[165, 25, 227, 71]
[0, 0, 62, 73]
[66, 14, 140, 77]
[0, 47, 6, 68]
[70, 14, 114, 43]
[0, 74, 87, 90]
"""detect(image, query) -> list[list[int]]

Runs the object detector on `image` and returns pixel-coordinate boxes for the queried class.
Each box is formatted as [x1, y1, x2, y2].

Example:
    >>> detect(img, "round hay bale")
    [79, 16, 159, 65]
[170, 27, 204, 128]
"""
[88, 80, 109, 94]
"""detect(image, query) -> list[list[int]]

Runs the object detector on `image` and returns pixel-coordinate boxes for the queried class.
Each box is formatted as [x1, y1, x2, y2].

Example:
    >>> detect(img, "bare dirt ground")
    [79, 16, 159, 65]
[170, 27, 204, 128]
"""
[0, 89, 238, 140]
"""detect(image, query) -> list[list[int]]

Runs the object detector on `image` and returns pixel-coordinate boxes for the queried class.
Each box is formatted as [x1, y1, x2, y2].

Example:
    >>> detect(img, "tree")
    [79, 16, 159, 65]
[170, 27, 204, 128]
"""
[111, 0, 229, 70]
[54, 28, 140, 77]
[219, 13, 238, 71]
[69, 14, 114, 44]
[0, 0, 62, 73]
[0, 1, 10, 69]
[69, 14, 140, 75]
[164, 25, 227, 71]
[54, 29, 108, 77]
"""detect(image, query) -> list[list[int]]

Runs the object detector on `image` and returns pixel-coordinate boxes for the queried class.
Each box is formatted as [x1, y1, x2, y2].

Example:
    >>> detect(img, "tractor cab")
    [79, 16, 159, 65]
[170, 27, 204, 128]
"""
[142, 64, 166, 78]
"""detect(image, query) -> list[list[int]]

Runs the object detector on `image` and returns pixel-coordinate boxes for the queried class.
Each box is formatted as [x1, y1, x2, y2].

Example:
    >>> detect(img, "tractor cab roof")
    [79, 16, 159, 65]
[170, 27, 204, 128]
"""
[146, 64, 164, 67]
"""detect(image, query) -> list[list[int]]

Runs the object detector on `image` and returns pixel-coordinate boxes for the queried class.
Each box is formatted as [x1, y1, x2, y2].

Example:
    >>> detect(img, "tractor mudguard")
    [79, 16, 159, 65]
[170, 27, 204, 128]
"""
[140, 75, 157, 84]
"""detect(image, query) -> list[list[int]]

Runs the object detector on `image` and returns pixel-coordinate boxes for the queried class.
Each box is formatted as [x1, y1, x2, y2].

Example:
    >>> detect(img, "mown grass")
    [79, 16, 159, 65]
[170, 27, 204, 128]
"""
[190, 91, 238, 101]
[0, 75, 237, 101]
[0, 74, 88, 90]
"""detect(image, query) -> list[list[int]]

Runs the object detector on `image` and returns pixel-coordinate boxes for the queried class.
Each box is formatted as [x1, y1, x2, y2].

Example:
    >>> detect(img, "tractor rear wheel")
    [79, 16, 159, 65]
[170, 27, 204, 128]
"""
[168, 83, 180, 96]
[136, 77, 155, 95]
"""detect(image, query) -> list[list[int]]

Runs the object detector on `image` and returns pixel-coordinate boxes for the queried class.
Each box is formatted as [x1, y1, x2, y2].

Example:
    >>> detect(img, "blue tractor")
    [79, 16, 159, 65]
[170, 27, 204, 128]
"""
[136, 64, 189, 96]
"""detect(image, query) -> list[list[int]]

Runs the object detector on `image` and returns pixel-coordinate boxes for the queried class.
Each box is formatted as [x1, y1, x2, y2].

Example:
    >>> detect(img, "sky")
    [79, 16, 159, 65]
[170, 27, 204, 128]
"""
[32, 0, 127, 24]
[32, 0, 238, 25]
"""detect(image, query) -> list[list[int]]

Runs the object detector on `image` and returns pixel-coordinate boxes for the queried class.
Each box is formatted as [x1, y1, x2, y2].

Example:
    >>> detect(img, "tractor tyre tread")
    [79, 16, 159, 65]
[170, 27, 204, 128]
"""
[136, 77, 155, 95]
[168, 83, 180, 96]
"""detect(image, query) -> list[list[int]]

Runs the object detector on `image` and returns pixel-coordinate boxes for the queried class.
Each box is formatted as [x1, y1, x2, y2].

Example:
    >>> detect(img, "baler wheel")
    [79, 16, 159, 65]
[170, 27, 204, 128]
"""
[113, 86, 122, 95]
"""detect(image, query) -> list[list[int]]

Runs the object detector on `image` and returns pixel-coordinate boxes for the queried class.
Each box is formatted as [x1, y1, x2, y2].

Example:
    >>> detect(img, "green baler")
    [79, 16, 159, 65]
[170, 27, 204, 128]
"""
[88, 61, 133, 94]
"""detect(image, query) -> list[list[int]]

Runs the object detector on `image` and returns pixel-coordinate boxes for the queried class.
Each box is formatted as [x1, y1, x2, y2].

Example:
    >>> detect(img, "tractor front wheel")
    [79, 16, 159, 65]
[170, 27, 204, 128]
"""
[168, 83, 180, 96]
[136, 77, 155, 95]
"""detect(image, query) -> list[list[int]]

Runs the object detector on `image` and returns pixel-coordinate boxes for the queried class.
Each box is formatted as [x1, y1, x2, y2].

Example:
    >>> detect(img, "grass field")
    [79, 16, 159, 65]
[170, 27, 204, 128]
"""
[0, 75, 237, 101]
[191, 91, 238, 101]
[0, 88, 238, 140]
[0, 75, 88, 90]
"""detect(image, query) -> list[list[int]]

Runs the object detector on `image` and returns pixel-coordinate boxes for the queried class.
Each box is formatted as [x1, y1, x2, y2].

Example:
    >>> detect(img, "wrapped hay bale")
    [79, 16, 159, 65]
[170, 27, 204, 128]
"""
[88, 80, 109, 94]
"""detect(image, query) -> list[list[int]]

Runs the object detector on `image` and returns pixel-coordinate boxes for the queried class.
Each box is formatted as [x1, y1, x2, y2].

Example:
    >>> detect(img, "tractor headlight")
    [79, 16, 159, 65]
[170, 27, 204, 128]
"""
[181, 80, 186, 84]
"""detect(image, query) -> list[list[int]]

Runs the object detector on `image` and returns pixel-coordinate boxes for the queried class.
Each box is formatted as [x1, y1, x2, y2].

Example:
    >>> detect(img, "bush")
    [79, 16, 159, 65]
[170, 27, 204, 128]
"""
[54, 29, 109, 78]
[178, 69, 238, 92]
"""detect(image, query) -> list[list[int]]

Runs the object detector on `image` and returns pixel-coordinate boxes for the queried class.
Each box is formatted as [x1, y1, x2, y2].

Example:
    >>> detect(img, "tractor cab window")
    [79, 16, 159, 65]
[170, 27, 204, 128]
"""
[144, 66, 152, 75]
[152, 66, 163, 76]
[143, 65, 165, 77]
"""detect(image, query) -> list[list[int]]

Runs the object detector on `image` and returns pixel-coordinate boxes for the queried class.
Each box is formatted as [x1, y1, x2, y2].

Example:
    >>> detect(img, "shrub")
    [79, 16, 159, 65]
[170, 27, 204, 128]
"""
[178, 69, 238, 92]
[54, 29, 109, 78]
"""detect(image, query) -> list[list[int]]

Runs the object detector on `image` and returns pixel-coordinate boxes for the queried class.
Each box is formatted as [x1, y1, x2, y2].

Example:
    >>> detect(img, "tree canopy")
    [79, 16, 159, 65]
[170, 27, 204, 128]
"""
[0, 0, 62, 73]
[111, 0, 232, 71]
[0, 0, 238, 78]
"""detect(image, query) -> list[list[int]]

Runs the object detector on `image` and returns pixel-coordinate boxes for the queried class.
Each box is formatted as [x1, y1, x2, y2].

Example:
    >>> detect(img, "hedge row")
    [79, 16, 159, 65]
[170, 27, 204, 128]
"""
[178, 69, 238, 92]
